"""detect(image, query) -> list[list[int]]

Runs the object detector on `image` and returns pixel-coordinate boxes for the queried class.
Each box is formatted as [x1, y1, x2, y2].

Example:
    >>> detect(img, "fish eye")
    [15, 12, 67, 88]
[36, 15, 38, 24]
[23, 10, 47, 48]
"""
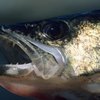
[42, 21, 69, 40]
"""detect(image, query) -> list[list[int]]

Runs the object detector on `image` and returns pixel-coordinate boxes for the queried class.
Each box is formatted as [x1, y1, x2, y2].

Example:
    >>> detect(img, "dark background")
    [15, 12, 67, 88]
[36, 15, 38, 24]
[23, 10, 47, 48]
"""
[0, 0, 100, 23]
[0, 0, 100, 100]
[0, 87, 34, 100]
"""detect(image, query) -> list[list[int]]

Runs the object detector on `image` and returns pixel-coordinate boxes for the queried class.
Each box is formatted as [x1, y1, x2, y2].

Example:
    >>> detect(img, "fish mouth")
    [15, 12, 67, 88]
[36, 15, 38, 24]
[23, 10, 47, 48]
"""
[0, 30, 67, 79]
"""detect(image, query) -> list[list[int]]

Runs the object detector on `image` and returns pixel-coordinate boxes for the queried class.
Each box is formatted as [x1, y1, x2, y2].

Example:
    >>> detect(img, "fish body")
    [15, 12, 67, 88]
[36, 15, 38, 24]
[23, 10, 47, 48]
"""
[0, 10, 100, 96]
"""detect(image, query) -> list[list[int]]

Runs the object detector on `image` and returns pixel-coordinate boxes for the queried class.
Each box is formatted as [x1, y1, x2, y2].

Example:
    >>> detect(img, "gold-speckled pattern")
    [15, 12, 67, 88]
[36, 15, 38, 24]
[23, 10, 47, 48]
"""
[63, 20, 100, 77]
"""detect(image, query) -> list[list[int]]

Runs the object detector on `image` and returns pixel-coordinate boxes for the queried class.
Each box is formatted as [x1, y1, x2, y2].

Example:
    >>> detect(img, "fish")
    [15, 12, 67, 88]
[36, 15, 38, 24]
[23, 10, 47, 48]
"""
[0, 10, 100, 99]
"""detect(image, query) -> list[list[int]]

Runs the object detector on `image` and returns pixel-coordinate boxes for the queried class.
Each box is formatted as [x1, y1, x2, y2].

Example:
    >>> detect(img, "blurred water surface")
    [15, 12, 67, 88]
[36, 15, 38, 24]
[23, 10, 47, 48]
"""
[0, 0, 100, 23]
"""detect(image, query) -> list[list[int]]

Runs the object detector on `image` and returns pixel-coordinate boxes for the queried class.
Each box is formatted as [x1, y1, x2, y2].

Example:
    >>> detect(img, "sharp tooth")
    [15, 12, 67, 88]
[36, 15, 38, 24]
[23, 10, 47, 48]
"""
[10, 63, 12, 65]
[12, 42, 16, 47]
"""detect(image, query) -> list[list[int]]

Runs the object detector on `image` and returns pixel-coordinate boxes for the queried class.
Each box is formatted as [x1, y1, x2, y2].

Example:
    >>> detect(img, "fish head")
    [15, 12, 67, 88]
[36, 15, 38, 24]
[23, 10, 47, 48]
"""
[0, 10, 99, 97]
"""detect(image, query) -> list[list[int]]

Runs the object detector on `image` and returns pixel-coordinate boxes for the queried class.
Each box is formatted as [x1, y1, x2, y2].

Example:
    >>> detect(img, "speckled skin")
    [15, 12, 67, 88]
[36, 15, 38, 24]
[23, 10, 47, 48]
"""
[62, 11, 100, 77]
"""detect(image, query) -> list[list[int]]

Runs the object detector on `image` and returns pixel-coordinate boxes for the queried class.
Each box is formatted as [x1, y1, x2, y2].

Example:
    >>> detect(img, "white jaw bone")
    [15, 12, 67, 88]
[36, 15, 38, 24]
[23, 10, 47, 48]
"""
[5, 63, 34, 76]
[5, 62, 62, 79]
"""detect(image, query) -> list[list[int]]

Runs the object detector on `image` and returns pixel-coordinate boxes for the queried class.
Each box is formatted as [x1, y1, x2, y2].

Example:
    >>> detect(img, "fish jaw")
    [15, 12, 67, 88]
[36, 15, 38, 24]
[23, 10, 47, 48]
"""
[0, 31, 68, 79]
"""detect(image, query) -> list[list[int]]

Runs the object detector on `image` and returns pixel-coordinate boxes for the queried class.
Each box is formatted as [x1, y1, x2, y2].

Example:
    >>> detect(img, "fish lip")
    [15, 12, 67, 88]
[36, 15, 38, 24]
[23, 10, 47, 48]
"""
[0, 30, 67, 79]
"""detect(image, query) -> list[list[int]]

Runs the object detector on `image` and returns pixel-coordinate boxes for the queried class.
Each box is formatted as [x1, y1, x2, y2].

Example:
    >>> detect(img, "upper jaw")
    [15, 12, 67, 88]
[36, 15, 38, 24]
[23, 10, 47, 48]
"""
[0, 29, 67, 79]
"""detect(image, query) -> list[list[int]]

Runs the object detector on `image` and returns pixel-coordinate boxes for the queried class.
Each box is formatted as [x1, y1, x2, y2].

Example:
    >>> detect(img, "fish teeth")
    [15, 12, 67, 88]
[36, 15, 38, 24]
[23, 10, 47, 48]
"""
[1, 27, 12, 33]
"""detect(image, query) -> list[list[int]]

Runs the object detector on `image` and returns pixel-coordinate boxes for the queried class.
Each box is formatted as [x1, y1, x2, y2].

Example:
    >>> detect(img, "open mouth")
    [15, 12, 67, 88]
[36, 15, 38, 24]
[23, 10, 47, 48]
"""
[0, 30, 66, 79]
